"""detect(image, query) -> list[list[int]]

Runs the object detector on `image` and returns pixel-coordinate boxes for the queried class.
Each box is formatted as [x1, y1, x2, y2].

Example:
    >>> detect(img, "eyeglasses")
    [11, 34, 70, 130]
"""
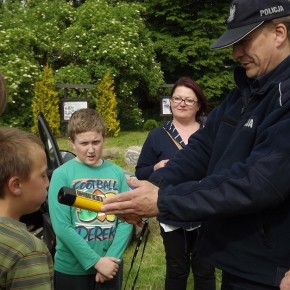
[171, 96, 198, 106]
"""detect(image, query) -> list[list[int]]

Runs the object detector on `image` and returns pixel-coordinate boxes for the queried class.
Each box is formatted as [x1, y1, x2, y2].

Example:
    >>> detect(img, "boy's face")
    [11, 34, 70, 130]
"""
[70, 130, 104, 167]
[20, 146, 49, 214]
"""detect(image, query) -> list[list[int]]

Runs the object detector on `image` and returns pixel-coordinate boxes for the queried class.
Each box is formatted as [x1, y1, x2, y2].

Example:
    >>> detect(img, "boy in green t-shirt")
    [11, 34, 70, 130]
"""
[48, 108, 132, 290]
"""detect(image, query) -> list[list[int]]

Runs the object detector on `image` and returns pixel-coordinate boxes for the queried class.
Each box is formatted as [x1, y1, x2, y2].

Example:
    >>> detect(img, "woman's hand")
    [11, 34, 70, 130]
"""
[153, 159, 169, 171]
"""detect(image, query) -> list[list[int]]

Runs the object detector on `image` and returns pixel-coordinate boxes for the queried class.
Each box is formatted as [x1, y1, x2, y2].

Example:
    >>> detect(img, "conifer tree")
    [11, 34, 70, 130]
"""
[31, 65, 60, 135]
[95, 71, 120, 137]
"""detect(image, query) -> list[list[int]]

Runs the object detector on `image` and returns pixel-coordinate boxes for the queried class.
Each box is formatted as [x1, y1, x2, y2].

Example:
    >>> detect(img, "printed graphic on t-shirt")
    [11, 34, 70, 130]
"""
[72, 178, 119, 242]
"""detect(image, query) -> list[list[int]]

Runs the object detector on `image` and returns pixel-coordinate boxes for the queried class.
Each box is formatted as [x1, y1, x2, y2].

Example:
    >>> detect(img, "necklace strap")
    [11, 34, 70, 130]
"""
[163, 127, 183, 150]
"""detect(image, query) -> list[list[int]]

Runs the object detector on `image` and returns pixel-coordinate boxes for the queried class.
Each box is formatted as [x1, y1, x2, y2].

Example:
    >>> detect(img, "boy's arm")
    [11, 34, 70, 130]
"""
[105, 174, 133, 258]
[105, 219, 133, 259]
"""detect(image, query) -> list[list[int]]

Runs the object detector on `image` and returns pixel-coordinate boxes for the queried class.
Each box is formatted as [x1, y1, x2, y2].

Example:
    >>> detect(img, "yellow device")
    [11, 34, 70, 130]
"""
[58, 186, 104, 212]
[58, 186, 143, 224]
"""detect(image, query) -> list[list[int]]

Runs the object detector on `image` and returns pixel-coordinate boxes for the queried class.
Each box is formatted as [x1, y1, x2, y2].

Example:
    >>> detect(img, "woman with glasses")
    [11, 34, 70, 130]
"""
[135, 77, 215, 290]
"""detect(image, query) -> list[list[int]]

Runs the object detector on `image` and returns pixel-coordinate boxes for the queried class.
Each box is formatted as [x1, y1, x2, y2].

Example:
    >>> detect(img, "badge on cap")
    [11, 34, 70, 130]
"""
[227, 4, 236, 23]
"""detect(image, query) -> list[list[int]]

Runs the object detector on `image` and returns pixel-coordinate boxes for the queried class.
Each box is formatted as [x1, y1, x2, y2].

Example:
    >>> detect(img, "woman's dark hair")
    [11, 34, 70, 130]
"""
[170, 76, 208, 121]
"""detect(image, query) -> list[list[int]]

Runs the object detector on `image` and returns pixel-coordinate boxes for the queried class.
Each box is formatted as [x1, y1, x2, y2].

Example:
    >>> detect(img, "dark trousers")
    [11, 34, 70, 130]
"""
[160, 226, 216, 290]
[54, 262, 123, 290]
[221, 271, 279, 290]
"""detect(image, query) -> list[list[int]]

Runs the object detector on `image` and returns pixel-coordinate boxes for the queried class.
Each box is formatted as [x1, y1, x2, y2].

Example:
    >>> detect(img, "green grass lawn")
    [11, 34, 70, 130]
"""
[56, 130, 222, 290]
[123, 218, 221, 290]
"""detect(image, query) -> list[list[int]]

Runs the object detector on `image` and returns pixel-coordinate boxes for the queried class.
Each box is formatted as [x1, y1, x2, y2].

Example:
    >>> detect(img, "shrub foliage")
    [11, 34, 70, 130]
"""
[31, 65, 60, 136]
[95, 71, 120, 137]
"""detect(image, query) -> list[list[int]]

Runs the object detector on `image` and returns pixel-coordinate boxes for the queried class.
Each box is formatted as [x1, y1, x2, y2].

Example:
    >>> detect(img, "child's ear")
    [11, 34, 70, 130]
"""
[7, 176, 22, 196]
[68, 137, 75, 148]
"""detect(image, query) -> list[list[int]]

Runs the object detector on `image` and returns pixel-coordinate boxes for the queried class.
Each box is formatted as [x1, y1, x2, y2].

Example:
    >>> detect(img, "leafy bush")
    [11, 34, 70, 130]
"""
[31, 65, 60, 136]
[143, 119, 158, 131]
[55, 65, 95, 106]
[121, 107, 144, 131]
[95, 71, 120, 137]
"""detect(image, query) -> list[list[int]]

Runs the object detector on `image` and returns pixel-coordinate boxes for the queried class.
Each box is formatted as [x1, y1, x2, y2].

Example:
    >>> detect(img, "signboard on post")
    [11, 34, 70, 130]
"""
[160, 84, 173, 117]
[61, 100, 88, 122]
[160, 96, 172, 116]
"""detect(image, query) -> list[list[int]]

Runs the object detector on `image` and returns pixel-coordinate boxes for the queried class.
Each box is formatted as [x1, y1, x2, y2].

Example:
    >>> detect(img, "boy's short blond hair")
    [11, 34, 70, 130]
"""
[0, 127, 44, 197]
[67, 108, 107, 141]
